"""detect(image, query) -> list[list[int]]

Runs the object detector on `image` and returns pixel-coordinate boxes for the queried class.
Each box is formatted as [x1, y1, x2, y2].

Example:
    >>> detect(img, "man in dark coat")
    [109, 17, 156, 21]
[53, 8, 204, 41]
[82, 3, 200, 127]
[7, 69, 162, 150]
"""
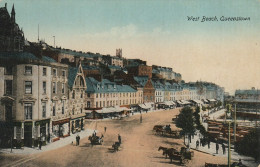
[216, 143, 219, 154]
[118, 134, 121, 144]
[222, 143, 225, 154]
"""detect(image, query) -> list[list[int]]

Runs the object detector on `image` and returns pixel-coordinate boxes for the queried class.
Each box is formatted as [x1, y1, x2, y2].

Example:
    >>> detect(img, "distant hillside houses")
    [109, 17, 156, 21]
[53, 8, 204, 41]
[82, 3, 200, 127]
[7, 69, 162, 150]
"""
[0, 3, 224, 148]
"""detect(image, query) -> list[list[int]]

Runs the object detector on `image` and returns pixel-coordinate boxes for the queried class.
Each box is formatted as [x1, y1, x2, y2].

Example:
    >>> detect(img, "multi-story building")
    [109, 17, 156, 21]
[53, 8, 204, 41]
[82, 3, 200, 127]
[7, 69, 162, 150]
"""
[67, 64, 87, 134]
[85, 77, 139, 109]
[49, 61, 70, 142]
[0, 52, 67, 147]
[235, 88, 260, 113]
[127, 65, 152, 79]
[102, 55, 123, 67]
[134, 76, 155, 103]
[152, 80, 165, 103]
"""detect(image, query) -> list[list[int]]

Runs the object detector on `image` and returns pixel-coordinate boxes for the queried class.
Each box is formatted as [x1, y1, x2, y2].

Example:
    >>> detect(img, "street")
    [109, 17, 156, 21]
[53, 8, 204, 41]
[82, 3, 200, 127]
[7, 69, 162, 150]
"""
[0, 109, 227, 167]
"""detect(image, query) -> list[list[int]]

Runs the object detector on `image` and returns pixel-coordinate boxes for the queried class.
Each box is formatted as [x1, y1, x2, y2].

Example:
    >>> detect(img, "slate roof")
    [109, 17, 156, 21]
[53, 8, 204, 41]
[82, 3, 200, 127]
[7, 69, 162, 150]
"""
[133, 76, 149, 87]
[235, 89, 260, 95]
[68, 67, 78, 88]
[85, 77, 136, 93]
[0, 52, 57, 63]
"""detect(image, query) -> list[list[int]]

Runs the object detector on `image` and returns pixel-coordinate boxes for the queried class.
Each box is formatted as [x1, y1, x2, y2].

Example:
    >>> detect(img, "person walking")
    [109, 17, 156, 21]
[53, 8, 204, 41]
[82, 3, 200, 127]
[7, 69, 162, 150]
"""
[76, 135, 79, 146]
[208, 139, 210, 149]
[39, 133, 43, 150]
[78, 135, 80, 145]
[216, 143, 219, 154]
[104, 126, 107, 133]
[222, 143, 225, 154]
[196, 140, 199, 149]
[118, 134, 121, 144]
[140, 114, 142, 123]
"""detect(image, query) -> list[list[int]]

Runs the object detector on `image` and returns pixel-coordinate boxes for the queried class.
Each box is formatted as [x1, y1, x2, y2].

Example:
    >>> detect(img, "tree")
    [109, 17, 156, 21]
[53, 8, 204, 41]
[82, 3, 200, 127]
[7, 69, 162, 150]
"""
[175, 106, 195, 144]
[235, 129, 259, 162]
[193, 106, 207, 137]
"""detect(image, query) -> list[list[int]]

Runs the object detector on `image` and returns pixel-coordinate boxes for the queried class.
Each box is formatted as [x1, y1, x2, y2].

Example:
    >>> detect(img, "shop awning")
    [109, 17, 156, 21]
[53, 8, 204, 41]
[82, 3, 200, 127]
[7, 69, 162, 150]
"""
[208, 99, 217, 102]
[144, 102, 154, 108]
[164, 101, 174, 106]
[138, 104, 150, 109]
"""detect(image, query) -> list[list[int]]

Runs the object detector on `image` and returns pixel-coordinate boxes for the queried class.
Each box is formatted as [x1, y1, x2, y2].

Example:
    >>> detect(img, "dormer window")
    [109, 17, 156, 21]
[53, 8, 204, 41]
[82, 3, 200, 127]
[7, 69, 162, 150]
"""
[25, 66, 32, 75]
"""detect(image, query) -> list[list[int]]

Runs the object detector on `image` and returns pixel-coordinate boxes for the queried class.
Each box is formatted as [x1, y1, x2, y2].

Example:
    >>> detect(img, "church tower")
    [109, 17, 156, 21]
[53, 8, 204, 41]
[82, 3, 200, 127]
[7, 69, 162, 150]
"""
[11, 4, 15, 23]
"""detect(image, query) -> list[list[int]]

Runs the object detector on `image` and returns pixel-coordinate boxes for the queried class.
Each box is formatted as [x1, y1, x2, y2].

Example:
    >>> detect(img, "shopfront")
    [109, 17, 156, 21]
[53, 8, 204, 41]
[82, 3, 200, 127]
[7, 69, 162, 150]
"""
[51, 118, 70, 142]
[70, 114, 85, 134]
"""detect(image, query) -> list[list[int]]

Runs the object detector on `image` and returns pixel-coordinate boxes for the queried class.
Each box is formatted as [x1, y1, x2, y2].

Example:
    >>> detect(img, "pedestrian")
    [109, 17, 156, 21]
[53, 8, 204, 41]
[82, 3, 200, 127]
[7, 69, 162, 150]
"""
[208, 139, 210, 149]
[104, 126, 107, 132]
[222, 143, 225, 154]
[76, 135, 79, 146]
[196, 140, 199, 149]
[216, 143, 219, 154]
[93, 130, 96, 136]
[78, 135, 80, 145]
[39, 140, 42, 150]
[140, 114, 142, 123]
[118, 134, 121, 144]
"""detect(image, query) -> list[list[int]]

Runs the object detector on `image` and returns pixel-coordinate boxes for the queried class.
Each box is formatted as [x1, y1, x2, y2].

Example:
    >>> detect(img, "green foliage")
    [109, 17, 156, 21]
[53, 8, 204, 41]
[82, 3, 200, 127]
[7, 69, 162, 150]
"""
[235, 129, 259, 161]
[176, 106, 195, 136]
[193, 106, 207, 136]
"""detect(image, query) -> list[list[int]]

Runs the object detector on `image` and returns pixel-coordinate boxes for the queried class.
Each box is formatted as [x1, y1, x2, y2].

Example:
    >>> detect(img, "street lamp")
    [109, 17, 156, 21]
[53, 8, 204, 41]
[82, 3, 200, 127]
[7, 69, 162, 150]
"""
[226, 104, 232, 167]
[53, 36, 55, 48]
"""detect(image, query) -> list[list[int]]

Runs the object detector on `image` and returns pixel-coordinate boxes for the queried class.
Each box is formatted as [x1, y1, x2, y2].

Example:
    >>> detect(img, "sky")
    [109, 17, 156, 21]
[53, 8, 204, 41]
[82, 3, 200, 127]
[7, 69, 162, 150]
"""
[1, 0, 260, 94]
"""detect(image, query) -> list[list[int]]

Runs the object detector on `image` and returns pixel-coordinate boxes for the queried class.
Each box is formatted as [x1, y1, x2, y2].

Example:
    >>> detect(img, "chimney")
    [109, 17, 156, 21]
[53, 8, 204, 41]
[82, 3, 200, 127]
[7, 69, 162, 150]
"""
[5, 3, 7, 8]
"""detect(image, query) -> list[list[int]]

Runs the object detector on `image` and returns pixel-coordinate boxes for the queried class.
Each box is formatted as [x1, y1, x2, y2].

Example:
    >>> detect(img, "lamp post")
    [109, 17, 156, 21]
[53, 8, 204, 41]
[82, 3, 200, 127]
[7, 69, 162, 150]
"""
[226, 104, 232, 167]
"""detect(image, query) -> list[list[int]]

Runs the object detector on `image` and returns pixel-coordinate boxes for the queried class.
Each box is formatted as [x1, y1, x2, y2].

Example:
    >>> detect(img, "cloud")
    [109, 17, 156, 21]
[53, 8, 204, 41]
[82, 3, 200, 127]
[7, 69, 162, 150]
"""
[83, 24, 171, 40]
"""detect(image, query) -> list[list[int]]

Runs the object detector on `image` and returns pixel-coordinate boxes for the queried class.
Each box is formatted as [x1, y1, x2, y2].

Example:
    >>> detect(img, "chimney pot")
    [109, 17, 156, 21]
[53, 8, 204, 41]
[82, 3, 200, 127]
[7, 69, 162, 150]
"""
[5, 3, 7, 8]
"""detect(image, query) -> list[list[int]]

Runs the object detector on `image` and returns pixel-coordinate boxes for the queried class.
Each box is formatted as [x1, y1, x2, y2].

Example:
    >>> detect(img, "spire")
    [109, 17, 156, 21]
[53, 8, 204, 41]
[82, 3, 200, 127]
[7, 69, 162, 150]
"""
[11, 4, 16, 23]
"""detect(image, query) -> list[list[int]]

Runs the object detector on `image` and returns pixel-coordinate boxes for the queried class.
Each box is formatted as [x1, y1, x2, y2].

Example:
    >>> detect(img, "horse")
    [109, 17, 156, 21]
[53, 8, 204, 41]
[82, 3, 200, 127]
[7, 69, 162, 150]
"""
[158, 146, 168, 158]
[164, 150, 185, 164]
[156, 128, 165, 136]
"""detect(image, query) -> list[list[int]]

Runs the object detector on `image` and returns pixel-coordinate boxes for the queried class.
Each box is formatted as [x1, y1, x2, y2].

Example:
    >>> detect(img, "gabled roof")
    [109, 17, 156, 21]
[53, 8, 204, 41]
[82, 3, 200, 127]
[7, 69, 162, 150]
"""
[68, 67, 78, 88]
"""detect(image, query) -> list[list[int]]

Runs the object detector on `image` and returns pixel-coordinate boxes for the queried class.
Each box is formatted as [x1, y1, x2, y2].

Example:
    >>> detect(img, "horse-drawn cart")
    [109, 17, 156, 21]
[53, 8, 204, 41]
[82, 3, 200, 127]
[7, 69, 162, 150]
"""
[88, 135, 103, 145]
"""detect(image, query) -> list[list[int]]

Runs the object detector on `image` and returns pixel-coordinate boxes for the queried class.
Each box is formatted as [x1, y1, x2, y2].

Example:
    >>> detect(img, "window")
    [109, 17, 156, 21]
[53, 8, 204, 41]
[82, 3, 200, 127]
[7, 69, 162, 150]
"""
[62, 100, 65, 114]
[25, 66, 32, 75]
[87, 93, 90, 98]
[52, 82, 56, 94]
[103, 101, 105, 107]
[43, 81, 46, 94]
[81, 105, 83, 113]
[53, 69, 57, 76]
[100, 101, 102, 107]
[96, 94, 98, 98]
[81, 90, 83, 98]
[96, 102, 98, 108]
[72, 90, 75, 99]
[25, 81, 32, 94]
[72, 108, 75, 115]
[5, 66, 12, 75]
[53, 103, 56, 116]
[5, 80, 12, 95]
[24, 103, 32, 120]
[42, 102, 46, 118]
[62, 70, 66, 77]
[43, 67, 47, 76]
[62, 83, 65, 94]
[87, 101, 91, 108]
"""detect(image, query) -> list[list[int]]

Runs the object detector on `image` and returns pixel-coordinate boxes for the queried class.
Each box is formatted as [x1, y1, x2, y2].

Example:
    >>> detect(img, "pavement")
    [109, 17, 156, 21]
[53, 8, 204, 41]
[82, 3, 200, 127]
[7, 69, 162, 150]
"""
[0, 128, 96, 155]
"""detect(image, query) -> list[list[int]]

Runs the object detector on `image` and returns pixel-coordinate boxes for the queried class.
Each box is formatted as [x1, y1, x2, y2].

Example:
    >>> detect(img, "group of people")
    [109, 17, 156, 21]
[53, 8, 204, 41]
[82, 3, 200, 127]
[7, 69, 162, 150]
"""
[195, 138, 226, 155]
[215, 142, 226, 154]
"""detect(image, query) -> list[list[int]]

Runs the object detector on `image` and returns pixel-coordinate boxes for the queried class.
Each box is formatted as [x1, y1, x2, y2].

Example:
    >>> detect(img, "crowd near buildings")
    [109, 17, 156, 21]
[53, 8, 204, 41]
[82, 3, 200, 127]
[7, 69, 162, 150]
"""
[0, 4, 224, 148]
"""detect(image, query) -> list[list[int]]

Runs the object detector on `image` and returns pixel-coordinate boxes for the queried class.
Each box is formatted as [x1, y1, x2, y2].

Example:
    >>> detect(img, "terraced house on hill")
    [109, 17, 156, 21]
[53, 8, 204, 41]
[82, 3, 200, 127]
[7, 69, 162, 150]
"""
[85, 77, 142, 110]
